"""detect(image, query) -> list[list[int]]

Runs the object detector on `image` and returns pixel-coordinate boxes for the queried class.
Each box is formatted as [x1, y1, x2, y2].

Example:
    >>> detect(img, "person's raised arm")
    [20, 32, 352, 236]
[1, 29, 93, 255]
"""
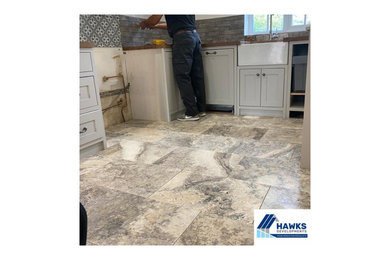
[152, 23, 167, 30]
[139, 15, 164, 29]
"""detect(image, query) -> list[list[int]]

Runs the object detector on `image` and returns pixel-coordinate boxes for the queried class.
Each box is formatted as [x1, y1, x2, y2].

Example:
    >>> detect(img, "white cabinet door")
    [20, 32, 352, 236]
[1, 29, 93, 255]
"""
[202, 49, 234, 105]
[239, 69, 261, 107]
[260, 68, 285, 108]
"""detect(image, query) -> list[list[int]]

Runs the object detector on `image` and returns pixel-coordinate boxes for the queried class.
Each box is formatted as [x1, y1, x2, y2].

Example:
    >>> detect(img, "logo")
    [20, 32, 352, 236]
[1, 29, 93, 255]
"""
[256, 213, 308, 238]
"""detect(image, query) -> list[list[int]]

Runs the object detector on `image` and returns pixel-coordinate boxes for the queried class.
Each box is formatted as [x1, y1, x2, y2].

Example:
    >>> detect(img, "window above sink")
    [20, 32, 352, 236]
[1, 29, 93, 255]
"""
[244, 14, 310, 35]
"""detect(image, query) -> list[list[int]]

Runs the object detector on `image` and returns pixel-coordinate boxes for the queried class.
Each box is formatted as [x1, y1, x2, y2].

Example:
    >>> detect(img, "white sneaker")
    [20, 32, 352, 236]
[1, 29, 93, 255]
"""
[198, 112, 207, 117]
[177, 115, 200, 121]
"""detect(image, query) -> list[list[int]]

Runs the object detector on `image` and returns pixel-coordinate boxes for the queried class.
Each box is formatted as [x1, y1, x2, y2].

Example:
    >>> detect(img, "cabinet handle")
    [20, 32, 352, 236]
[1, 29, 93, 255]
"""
[206, 51, 217, 55]
[256, 73, 260, 76]
[80, 127, 87, 134]
[262, 73, 266, 76]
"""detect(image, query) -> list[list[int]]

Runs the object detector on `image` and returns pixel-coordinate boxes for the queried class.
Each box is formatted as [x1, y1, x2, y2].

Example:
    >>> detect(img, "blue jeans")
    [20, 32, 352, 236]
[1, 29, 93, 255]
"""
[172, 31, 206, 116]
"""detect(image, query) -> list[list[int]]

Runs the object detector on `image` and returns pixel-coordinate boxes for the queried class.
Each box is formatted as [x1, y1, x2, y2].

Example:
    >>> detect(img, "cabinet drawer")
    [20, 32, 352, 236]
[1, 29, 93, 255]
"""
[80, 52, 93, 73]
[80, 110, 105, 146]
[80, 76, 99, 112]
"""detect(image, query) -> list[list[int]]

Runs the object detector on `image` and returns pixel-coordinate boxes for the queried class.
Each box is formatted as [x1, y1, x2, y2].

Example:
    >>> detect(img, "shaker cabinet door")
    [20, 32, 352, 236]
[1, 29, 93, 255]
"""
[239, 69, 261, 107]
[260, 68, 284, 108]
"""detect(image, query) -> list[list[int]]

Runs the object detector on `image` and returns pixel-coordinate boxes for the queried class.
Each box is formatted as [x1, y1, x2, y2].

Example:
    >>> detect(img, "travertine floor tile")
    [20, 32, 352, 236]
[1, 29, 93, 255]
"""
[174, 207, 254, 245]
[81, 160, 182, 197]
[261, 128, 303, 143]
[260, 186, 310, 209]
[80, 112, 309, 245]
[80, 185, 199, 245]
[201, 124, 267, 140]
[149, 167, 270, 223]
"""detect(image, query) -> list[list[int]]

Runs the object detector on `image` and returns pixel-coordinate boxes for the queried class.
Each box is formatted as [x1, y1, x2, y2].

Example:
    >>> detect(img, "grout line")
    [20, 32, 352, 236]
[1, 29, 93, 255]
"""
[145, 168, 186, 200]
[172, 210, 202, 246]
[259, 185, 271, 209]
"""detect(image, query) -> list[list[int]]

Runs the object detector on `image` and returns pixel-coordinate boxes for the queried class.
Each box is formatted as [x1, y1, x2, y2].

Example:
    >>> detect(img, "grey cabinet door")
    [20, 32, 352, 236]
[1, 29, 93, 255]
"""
[202, 49, 234, 105]
[260, 68, 284, 108]
[239, 69, 261, 107]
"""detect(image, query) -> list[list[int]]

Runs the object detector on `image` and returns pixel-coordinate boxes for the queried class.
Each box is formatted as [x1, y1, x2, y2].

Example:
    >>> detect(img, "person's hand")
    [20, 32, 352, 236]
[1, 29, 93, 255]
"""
[139, 20, 147, 29]
[140, 20, 152, 30]
[139, 15, 163, 30]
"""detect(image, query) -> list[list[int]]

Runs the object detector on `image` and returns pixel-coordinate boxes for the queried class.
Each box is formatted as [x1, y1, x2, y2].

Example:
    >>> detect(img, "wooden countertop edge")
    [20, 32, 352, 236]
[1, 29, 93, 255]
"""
[80, 42, 95, 48]
[201, 41, 241, 48]
[123, 42, 241, 51]
[123, 45, 171, 51]
[240, 39, 284, 44]
[122, 37, 309, 51]
[242, 36, 309, 44]
[283, 36, 310, 42]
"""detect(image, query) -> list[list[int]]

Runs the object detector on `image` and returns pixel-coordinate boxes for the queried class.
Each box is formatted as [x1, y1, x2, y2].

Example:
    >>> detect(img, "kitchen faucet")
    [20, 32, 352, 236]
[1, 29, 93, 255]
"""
[269, 14, 279, 40]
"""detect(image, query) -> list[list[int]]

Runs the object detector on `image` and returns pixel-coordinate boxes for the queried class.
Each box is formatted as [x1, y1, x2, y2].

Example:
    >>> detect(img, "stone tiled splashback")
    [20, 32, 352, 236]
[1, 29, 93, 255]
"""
[196, 15, 245, 43]
[80, 15, 122, 47]
[120, 15, 245, 46]
[119, 15, 309, 47]
[120, 16, 172, 46]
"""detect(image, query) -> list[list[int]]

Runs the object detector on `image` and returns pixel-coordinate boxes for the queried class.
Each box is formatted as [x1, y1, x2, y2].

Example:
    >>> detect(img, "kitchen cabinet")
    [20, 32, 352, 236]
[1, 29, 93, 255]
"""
[123, 48, 171, 121]
[237, 42, 289, 118]
[122, 45, 237, 121]
[122, 48, 186, 122]
[202, 48, 235, 108]
[80, 48, 107, 158]
[237, 66, 286, 117]
[286, 41, 309, 118]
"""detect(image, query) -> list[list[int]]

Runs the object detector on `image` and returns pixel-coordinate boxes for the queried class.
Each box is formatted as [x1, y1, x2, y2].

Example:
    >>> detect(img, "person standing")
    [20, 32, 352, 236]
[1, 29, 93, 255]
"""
[140, 15, 206, 121]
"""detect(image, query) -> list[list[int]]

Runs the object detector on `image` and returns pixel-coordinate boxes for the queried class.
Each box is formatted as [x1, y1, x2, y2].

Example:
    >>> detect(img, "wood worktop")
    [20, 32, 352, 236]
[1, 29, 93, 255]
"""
[80, 42, 95, 48]
[122, 44, 172, 51]
[122, 36, 309, 51]
[122, 41, 244, 51]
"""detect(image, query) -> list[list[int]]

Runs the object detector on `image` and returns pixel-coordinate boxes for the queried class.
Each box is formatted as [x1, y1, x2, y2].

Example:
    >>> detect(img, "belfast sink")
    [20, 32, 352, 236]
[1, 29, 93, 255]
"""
[238, 42, 289, 66]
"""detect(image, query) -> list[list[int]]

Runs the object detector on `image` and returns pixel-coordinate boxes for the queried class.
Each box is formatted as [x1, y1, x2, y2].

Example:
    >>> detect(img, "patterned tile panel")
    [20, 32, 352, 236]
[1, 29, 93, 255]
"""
[80, 15, 122, 47]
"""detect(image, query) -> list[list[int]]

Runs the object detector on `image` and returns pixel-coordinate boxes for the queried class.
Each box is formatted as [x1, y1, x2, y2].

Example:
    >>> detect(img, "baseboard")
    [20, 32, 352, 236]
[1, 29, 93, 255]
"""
[80, 141, 105, 159]
[206, 104, 234, 112]
[238, 108, 283, 117]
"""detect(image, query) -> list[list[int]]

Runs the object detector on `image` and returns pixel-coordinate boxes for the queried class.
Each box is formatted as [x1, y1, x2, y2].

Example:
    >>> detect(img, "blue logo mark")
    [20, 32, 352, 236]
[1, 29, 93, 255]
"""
[257, 214, 278, 238]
